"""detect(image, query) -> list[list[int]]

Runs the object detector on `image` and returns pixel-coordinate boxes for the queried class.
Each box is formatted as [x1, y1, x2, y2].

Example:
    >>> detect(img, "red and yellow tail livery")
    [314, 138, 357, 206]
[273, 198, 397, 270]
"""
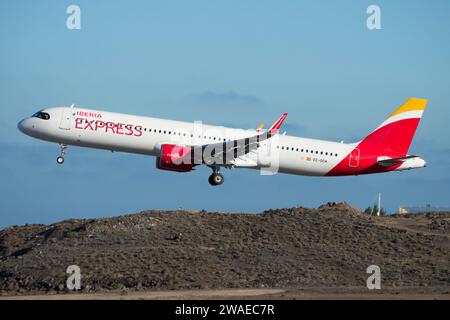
[327, 98, 427, 176]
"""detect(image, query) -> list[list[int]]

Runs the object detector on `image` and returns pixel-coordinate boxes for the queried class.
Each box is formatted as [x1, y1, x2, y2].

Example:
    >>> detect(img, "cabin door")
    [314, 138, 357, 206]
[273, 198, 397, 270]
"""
[59, 108, 73, 130]
[348, 148, 360, 168]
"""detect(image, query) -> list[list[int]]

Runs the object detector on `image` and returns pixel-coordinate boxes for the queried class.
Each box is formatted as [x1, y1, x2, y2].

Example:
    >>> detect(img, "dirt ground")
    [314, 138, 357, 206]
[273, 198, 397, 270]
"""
[1, 288, 449, 300]
[1, 203, 449, 299]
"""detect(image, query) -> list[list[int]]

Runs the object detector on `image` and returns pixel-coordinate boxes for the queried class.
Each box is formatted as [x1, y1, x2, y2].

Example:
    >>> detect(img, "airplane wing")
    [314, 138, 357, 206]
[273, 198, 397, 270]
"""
[377, 155, 419, 167]
[192, 113, 287, 166]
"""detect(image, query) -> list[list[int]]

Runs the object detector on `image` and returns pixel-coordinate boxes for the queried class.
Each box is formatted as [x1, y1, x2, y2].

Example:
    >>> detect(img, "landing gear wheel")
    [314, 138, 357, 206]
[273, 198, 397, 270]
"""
[57, 144, 67, 165]
[208, 172, 224, 186]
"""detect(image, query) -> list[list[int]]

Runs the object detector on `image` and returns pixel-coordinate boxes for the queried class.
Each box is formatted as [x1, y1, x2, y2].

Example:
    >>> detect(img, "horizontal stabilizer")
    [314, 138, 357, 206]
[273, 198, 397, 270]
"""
[377, 155, 419, 167]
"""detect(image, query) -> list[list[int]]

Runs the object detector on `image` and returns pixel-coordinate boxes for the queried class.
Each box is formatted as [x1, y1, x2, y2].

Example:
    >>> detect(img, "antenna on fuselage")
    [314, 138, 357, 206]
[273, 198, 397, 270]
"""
[70, 103, 75, 109]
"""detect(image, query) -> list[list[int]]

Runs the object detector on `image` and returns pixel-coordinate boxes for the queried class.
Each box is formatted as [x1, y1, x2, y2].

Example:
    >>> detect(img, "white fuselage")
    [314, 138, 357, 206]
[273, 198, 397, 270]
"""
[18, 107, 354, 176]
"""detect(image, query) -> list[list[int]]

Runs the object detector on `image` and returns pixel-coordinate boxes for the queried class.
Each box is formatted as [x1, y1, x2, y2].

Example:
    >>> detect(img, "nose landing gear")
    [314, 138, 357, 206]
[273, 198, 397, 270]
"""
[56, 144, 67, 165]
[208, 166, 224, 186]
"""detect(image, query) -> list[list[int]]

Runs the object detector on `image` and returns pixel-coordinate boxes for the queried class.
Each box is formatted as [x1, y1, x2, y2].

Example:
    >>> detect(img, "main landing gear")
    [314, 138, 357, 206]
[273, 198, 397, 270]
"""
[56, 144, 67, 165]
[208, 166, 224, 186]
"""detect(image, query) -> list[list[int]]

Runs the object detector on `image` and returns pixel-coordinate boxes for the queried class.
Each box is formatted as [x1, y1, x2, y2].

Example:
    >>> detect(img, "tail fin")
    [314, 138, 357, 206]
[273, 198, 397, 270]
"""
[361, 98, 427, 156]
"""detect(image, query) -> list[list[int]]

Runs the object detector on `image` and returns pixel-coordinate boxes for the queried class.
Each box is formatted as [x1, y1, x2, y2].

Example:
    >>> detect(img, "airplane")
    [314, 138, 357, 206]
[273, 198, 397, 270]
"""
[18, 98, 427, 186]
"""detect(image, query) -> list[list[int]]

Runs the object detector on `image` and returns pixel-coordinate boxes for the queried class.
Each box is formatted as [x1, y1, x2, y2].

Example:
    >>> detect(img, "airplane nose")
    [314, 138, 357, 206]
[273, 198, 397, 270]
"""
[17, 119, 26, 133]
[18, 118, 33, 135]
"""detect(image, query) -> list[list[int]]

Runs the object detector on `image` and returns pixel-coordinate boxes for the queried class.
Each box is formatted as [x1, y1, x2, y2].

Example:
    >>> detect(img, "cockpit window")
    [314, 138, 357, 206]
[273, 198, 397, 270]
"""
[32, 112, 50, 120]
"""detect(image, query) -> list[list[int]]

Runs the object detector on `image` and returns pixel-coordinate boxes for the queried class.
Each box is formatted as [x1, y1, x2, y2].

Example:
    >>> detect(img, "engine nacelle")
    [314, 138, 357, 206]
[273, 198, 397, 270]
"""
[156, 144, 194, 172]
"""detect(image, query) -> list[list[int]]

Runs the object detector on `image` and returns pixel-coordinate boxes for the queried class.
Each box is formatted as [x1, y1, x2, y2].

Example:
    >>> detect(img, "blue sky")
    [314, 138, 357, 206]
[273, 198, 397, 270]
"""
[1, 0, 450, 228]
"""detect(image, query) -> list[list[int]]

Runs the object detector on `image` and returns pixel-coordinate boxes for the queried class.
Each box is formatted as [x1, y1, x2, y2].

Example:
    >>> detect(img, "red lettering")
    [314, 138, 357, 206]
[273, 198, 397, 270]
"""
[105, 122, 116, 133]
[134, 126, 142, 137]
[116, 123, 124, 135]
[95, 121, 105, 131]
[75, 117, 141, 137]
[77, 111, 102, 118]
[75, 118, 84, 129]
[84, 121, 94, 131]
[125, 124, 133, 136]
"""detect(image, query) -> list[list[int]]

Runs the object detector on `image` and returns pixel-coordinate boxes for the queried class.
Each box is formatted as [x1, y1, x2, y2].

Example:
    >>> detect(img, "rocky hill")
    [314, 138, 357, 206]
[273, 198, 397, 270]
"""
[0, 203, 449, 295]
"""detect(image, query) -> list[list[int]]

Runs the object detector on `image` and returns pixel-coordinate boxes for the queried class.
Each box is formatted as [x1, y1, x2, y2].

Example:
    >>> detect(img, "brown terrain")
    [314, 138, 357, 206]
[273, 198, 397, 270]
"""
[0, 203, 449, 299]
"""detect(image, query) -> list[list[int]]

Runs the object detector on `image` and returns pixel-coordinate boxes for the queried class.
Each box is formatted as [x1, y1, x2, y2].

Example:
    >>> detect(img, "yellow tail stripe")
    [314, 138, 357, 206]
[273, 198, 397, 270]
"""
[389, 98, 427, 118]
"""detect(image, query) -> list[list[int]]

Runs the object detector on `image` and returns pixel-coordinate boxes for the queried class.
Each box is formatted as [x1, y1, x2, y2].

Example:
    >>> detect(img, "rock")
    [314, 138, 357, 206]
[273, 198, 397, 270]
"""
[429, 219, 449, 231]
